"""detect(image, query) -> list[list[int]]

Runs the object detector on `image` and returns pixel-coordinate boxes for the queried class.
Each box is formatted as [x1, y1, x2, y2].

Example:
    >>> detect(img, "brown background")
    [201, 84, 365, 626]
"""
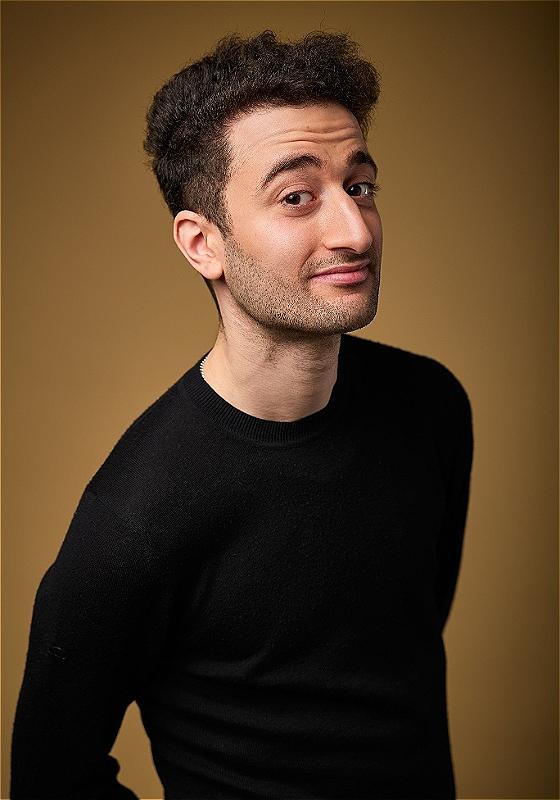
[2, 2, 558, 798]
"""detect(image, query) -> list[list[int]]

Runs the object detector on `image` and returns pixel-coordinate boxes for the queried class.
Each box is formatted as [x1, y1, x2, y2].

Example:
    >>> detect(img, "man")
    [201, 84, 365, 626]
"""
[11, 29, 473, 799]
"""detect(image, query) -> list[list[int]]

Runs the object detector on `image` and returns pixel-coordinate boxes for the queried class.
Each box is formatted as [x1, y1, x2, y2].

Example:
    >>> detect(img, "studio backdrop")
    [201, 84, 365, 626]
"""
[2, 2, 558, 798]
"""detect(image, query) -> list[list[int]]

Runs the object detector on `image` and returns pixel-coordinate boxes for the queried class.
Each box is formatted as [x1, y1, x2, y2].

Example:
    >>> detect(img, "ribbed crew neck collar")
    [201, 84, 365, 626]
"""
[179, 335, 349, 446]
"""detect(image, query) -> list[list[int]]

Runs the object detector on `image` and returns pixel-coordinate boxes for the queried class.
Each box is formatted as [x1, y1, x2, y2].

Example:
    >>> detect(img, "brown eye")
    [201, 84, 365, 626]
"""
[280, 190, 313, 207]
[347, 181, 380, 198]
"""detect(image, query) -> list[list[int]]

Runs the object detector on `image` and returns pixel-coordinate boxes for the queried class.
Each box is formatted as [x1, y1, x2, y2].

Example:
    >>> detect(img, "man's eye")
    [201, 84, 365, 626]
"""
[347, 181, 381, 198]
[280, 182, 381, 209]
[280, 190, 313, 207]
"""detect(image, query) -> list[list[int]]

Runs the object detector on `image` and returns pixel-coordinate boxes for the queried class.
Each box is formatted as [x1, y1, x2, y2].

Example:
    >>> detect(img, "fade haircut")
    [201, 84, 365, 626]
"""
[143, 29, 381, 317]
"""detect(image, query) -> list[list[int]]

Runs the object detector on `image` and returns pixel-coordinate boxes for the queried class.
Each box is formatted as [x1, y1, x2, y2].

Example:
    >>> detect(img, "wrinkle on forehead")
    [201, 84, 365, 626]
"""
[227, 103, 366, 177]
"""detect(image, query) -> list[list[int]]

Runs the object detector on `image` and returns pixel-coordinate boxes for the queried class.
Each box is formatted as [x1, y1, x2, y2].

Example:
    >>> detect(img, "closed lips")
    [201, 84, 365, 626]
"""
[311, 260, 370, 276]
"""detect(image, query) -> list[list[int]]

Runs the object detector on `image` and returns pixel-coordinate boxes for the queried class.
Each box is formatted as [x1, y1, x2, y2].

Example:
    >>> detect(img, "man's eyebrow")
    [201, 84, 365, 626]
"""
[257, 148, 378, 193]
[346, 148, 378, 178]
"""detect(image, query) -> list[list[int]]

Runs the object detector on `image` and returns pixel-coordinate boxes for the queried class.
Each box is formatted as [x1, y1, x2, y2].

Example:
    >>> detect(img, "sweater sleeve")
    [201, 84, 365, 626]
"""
[432, 366, 474, 632]
[10, 486, 178, 799]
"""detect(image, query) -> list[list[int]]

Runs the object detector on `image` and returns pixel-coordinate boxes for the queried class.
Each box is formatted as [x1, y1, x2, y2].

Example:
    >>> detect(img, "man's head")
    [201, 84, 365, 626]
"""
[144, 30, 382, 336]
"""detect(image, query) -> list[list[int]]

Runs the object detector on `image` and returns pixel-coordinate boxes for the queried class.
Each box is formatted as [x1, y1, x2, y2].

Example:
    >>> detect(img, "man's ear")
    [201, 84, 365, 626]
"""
[173, 210, 224, 281]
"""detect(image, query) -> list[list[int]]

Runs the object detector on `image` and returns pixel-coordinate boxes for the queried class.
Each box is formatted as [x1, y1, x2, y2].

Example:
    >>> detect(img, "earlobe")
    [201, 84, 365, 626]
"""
[173, 211, 223, 281]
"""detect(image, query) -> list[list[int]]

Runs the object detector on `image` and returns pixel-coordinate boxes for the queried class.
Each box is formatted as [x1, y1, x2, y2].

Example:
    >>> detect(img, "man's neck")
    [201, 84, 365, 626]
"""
[201, 324, 342, 423]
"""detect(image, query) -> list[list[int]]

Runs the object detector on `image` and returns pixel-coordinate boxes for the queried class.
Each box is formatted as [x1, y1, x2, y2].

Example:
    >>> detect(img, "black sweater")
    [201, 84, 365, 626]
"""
[11, 333, 473, 800]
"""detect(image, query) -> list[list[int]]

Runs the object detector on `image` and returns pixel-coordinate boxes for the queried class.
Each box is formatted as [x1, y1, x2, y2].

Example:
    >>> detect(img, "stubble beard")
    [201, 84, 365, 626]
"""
[220, 236, 381, 337]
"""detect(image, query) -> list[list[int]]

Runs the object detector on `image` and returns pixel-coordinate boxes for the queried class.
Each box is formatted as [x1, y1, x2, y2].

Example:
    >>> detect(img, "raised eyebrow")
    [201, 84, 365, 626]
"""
[348, 148, 378, 179]
[258, 153, 322, 193]
[258, 148, 378, 194]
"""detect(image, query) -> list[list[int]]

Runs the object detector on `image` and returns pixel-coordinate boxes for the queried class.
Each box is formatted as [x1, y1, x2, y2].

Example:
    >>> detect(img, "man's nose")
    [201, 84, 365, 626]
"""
[319, 189, 376, 255]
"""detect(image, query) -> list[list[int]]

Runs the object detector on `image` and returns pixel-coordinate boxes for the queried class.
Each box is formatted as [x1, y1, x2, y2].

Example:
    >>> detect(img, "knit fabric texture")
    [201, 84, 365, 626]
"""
[11, 333, 473, 799]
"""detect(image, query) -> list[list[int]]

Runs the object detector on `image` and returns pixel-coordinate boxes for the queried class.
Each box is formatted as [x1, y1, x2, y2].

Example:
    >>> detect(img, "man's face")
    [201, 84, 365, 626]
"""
[217, 101, 383, 336]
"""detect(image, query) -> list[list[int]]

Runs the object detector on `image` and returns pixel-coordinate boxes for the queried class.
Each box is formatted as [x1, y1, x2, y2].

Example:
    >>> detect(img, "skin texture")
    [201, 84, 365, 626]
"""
[174, 101, 383, 421]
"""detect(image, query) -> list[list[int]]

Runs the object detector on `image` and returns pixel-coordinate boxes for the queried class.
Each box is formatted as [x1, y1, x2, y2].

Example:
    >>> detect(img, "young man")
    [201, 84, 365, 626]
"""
[11, 30, 473, 799]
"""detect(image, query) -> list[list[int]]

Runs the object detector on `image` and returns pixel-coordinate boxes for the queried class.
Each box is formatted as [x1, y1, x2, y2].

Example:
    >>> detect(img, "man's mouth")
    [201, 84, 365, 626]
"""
[310, 260, 370, 285]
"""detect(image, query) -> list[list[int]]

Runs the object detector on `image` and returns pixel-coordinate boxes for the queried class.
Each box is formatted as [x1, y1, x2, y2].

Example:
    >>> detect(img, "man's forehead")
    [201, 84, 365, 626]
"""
[226, 102, 367, 176]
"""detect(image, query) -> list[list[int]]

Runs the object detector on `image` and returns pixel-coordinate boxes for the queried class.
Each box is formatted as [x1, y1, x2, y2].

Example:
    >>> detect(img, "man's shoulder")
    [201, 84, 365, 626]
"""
[342, 333, 471, 411]
[343, 332, 464, 377]
[83, 362, 205, 535]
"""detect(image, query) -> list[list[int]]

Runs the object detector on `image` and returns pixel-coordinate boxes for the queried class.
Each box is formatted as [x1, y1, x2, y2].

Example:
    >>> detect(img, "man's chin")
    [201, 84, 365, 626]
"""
[293, 307, 379, 337]
[321, 297, 379, 334]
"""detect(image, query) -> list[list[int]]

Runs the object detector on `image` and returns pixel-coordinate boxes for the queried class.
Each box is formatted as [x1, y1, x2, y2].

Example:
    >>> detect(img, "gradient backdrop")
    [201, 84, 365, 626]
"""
[2, 2, 558, 798]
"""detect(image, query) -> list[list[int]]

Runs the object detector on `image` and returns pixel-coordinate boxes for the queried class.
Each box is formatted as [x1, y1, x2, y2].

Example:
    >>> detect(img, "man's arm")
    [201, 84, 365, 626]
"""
[432, 366, 474, 632]
[11, 487, 178, 799]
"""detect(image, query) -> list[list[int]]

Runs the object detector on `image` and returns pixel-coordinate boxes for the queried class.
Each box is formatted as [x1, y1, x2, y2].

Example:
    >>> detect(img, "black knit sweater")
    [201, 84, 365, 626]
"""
[11, 333, 473, 799]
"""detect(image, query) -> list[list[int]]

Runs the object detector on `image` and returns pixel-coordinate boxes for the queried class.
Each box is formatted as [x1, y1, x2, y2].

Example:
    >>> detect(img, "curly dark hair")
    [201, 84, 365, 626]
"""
[144, 29, 381, 314]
